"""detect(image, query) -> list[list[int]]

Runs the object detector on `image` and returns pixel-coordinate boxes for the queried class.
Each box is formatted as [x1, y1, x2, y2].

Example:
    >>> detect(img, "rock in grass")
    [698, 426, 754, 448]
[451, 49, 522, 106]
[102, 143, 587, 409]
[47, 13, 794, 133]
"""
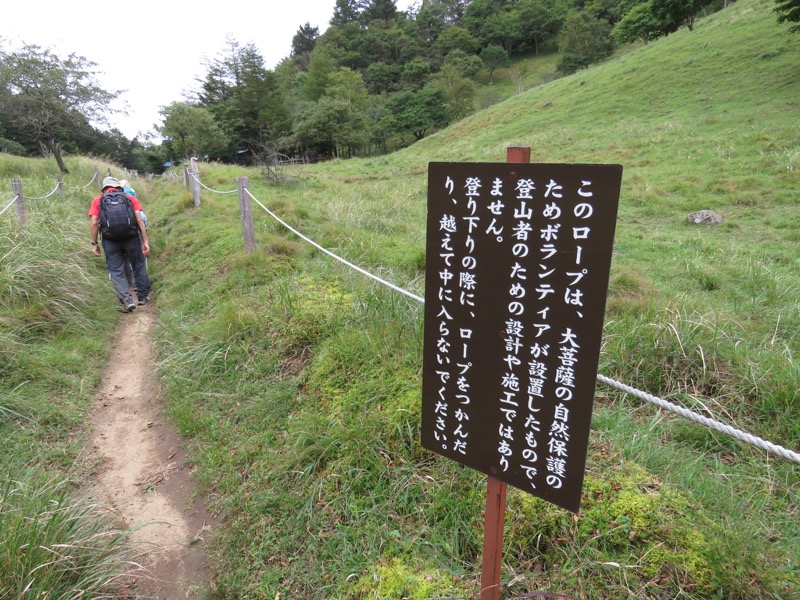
[686, 210, 724, 225]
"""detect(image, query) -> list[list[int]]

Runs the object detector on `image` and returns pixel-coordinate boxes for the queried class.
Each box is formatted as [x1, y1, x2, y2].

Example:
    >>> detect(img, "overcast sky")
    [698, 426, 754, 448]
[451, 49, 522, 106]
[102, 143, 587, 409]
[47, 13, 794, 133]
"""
[2, 0, 415, 140]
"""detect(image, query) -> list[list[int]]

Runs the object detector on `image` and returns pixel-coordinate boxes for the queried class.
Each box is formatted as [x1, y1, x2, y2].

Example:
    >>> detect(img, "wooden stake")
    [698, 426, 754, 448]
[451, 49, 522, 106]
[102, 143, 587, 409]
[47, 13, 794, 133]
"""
[237, 176, 256, 253]
[480, 474, 508, 600]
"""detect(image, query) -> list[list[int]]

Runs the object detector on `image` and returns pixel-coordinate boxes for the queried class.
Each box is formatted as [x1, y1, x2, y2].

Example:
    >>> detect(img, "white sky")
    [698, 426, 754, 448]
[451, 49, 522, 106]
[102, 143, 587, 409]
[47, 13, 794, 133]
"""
[2, 0, 415, 141]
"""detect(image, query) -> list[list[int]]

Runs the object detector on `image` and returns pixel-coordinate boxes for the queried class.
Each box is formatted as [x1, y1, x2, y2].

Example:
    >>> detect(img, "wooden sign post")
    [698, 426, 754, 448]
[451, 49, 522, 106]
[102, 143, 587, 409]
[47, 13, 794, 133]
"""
[422, 147, 622, 598]
[480, 146, 530, 600]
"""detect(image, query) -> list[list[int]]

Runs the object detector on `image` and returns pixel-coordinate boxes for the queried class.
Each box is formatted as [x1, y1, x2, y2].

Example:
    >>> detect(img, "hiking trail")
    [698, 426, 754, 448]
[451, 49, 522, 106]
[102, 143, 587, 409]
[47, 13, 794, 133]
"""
[87, 304, 214, 598]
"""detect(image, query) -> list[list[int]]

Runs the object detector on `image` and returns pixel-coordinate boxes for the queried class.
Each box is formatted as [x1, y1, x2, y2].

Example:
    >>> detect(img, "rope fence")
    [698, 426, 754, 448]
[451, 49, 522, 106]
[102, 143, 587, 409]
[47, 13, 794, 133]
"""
[0, 195, 20, 217]
[22, 181, 61, 201]
[195, 172, 800, 465]
[190, 171, 237, 195]
[82, 168, 99, 188]
[3, 165, 797, 464]
[244, 187, 426, 304]
[2, 167, 123, 223]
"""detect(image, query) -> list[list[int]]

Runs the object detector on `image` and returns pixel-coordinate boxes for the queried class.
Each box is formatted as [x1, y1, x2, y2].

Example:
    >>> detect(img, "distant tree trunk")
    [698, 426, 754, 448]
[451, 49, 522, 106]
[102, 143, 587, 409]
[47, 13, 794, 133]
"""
[44, 138, 70, 174]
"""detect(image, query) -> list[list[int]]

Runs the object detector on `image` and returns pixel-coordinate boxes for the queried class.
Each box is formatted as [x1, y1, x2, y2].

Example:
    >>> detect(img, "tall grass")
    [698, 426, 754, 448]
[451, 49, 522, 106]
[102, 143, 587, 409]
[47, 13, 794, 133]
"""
[1, 155, 137, 594]
[0, 471, 133, 599]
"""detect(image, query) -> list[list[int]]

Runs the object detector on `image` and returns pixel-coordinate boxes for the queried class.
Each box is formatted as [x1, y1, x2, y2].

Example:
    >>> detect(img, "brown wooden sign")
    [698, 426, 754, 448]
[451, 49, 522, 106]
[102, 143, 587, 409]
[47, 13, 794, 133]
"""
[422, 162, 623, 513]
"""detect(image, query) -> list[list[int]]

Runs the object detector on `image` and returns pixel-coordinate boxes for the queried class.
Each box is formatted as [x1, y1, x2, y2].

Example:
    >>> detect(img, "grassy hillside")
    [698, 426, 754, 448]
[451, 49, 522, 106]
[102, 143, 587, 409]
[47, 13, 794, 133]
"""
[143, 0, 798, 597]
[2, 0, 797, 597]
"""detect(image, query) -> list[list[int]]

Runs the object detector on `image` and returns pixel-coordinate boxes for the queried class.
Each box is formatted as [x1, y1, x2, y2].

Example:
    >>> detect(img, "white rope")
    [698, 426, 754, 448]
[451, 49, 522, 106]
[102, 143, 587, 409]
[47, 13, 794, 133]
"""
[243, 185, 799, 463]
[0, 195, 20, 217]
[23, 182, 60, 201]
[189, 172, 237, 194]
[244, 188, 425, 303]
[82, 170, 98, 188]
[596, 374, 800, 463]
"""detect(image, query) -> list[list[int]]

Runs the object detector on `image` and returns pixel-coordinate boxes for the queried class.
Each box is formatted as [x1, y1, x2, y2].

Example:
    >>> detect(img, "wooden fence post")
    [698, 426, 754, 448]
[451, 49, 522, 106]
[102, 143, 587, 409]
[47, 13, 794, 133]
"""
[237, 176, 256, 253]
[191, 157, 200, 207]
[11, 178, 26, 225]
[57, 174, 65, 201]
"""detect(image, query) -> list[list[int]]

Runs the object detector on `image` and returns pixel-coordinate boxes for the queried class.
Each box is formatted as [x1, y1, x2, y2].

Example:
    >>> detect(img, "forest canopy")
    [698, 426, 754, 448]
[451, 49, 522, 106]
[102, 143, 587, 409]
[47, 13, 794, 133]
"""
[3, 0, 777, 172]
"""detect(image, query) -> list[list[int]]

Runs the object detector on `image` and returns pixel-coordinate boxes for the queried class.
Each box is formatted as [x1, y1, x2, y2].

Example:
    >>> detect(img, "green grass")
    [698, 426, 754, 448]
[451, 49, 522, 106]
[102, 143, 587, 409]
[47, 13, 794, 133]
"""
[0, 155, 150, 597]
[3, 0, 800, 596]
[0, 471, 133, 598]
[145, 1, 798, 596]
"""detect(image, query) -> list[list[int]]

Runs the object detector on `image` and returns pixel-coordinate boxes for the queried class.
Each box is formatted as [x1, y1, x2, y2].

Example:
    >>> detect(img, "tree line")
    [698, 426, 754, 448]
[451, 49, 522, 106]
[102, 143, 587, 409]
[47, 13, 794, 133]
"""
[2, 0, 796, 172]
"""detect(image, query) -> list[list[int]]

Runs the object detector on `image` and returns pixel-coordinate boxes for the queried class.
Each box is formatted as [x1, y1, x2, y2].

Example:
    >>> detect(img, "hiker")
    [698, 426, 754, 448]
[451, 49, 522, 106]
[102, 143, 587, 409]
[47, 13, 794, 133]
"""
[119, 179, 137, 198]
[89, 176, 150, 312]
[118, 179, 147, 287]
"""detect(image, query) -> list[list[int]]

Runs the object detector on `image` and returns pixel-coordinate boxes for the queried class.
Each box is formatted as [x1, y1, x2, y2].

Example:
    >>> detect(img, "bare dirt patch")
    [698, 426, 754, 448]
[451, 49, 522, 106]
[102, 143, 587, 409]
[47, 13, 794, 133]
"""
[87, 306, 214, 598]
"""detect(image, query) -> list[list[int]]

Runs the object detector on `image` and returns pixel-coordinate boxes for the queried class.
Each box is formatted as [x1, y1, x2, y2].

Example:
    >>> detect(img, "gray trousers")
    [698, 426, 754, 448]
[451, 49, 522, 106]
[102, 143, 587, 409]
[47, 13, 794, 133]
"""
[102, 236, 150, 303]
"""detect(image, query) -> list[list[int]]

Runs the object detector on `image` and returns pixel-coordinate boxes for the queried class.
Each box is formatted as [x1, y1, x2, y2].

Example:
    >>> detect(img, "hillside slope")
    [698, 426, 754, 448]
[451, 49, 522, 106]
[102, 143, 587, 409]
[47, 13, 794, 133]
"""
[145, 0, 798, 597]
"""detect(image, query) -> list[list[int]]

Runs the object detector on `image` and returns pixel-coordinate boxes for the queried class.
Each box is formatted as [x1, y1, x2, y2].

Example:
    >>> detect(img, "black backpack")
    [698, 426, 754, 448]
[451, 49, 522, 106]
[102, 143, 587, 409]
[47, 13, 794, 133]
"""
[99, 191, 138, 241]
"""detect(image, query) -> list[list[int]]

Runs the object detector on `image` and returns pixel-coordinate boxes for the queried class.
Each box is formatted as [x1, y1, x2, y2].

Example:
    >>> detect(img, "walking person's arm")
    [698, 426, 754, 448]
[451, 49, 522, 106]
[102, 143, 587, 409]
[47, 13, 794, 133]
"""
[136, 213, 150, 256]
[90, 216, 101, 257]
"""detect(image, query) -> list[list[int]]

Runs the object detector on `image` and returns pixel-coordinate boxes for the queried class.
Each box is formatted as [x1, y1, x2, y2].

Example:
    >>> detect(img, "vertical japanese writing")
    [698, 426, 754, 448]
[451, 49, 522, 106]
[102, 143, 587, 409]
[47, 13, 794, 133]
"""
[433, 188, 456, 452]
[424, 163, 621, 513]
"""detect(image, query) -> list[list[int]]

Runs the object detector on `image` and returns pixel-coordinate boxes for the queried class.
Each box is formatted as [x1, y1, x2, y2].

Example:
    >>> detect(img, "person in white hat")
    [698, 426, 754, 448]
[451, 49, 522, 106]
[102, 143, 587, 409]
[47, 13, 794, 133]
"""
[88, 177, 150, 312]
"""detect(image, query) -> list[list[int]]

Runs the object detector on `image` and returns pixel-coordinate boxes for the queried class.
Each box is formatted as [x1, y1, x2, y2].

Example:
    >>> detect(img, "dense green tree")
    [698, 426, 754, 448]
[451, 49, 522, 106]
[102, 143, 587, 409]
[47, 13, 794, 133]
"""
[384, 86, 450, 139]
[0, 119, 27, 155]
[0, 44, 120, 173]
[650, 0, 709, 31]
[290, 97, 367, 158]
[331, 0, 361, 26]
[434, 25, 481, 55]
[614, 2, 669, 43]
[292, 23, 320, 59]
[316, 24, 369, 70]
[775, 0, 800, 31]
[480, 44, 511, 82]
[401, 57, 432, 89]
[442, 49, 484, 78]
[362, 0, 399, 23]
[557, 10, 616, 74]
[517, 0, 570, 54]
[157, 102, 227, 159]
[303, 49, 337, 101]
[414, 0, 448, 42]
[325, 67, 370, 110]
[430, 63, 476, 119]
[461, 0, 501, 42]
[585, 0, 643, 24]
[197, 38, 290, 157]
[410, 0, 469, 46]
[484, 10, 527, 53]
[365, 62, 402, 93]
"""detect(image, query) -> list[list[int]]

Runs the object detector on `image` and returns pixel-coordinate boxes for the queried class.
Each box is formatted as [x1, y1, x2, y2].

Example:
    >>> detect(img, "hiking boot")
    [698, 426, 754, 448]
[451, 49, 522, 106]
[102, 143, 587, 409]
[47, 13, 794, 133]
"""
[123, 301, 136, 313]
[137, 296, 149, 306]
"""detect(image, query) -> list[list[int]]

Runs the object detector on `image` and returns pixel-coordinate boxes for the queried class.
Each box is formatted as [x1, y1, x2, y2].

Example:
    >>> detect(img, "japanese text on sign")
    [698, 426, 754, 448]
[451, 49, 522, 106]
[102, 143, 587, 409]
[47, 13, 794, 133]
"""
[422, 162, 622, 513]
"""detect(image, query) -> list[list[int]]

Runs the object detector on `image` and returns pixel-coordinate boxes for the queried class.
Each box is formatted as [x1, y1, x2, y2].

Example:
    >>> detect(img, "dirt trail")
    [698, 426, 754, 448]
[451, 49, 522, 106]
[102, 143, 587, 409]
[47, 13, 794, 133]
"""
[87, 305, 214, 598]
